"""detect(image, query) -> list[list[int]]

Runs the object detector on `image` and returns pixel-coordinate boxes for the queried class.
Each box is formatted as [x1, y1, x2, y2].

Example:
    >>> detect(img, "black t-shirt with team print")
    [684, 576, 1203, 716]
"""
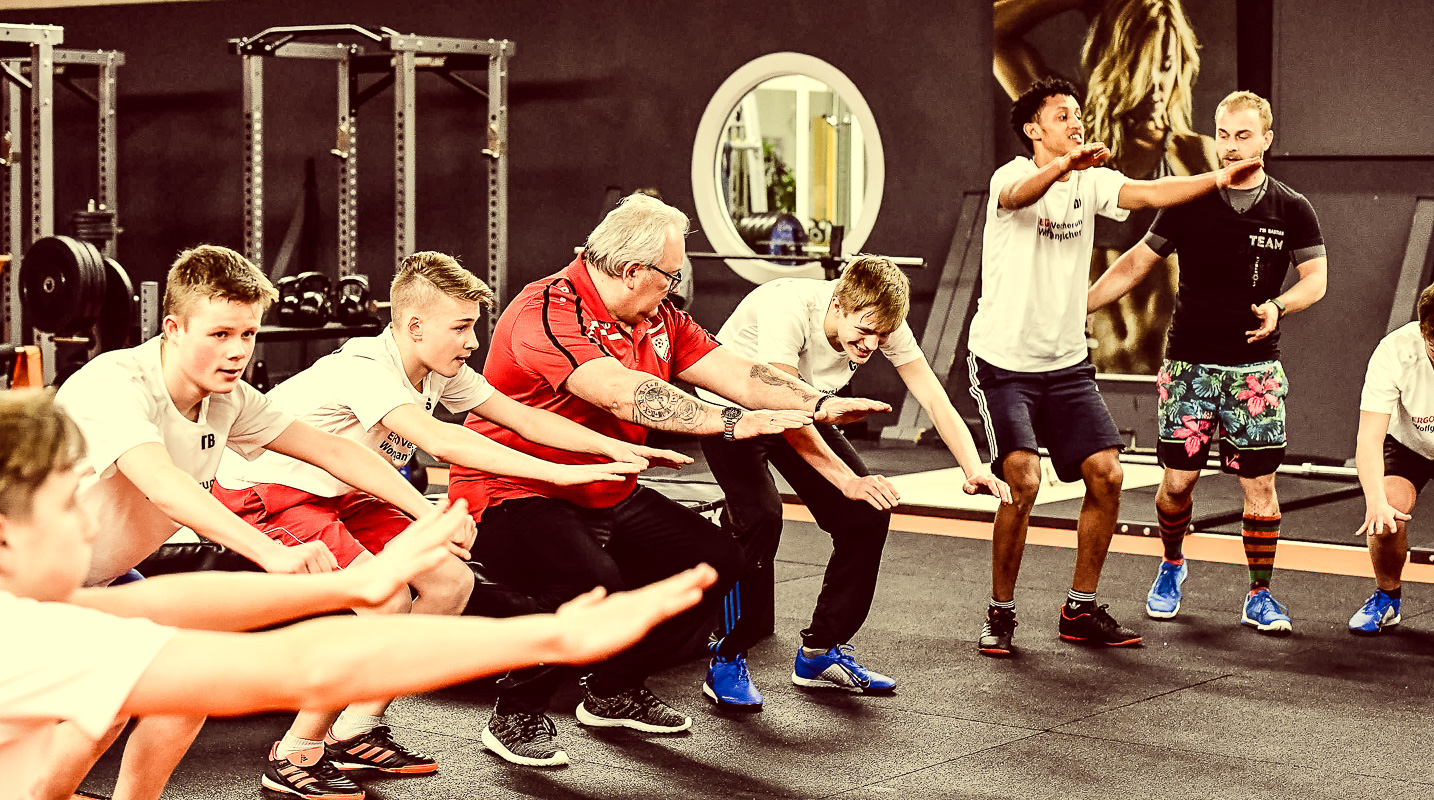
[1144, 175, 1324, 366]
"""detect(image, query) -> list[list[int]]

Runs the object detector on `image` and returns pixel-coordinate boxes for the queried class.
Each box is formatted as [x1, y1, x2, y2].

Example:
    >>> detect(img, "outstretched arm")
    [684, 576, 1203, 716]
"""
[72, 500, 469, 629]
[382, 403, 643, 487]
[265, 422, 431, 519]
[1088, 241, 1163, 312]
[469, 390, 692, 470]
[999, 143, 1111, 210]
[1355, 410, 1409, 537]
[565, 356, 813, 438]
[896, 357, 1011, 502]
[116, 443, 339, 574]
[117, 564, 718, 718]
[678, 347, 890, 424]
[1117, 158, 1263, 210]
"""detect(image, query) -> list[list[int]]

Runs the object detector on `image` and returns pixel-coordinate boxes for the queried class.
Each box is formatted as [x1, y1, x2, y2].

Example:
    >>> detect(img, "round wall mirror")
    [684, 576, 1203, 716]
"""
[691, 53, 885, 283]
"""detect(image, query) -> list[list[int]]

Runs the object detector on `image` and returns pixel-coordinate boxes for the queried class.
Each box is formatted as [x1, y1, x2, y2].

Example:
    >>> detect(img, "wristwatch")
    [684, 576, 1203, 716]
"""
[1267, 297, 1286, 319]
[721, 406, 743, 440]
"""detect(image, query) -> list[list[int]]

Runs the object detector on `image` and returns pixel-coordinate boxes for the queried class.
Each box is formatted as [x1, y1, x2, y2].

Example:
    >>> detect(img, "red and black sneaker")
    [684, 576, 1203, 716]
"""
[324, 726, 438, 774]
[1058, 602, 1142, 646]
[261, 743, 365, 800]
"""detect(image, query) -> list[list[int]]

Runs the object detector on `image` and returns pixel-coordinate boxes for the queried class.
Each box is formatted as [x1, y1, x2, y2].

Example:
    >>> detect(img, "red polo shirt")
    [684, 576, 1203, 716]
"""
[448, 255, 720, 516]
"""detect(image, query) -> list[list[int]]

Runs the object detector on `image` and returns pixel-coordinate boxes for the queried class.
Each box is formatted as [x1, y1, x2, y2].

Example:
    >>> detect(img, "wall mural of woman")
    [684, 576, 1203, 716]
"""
[995, 0, 1220, 374]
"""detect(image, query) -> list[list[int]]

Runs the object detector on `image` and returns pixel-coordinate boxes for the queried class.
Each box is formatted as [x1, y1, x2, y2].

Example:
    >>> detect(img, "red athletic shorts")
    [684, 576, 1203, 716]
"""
[213, 482, 410, 568]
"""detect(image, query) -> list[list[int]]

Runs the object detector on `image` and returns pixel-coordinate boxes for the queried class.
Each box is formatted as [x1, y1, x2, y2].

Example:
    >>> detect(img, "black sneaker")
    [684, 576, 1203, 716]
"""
[324, 725, 437, 774]
[1059, 602, 1143, 646]
[574, 677, 691, 733]
[261, 743, 365, 800]
[481, 711, 568, 767]
[978, 606, 1018, 656]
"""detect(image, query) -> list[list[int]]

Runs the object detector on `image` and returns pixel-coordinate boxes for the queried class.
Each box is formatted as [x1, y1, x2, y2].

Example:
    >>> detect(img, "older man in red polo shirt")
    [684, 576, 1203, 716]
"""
[450, 193, 893, 768]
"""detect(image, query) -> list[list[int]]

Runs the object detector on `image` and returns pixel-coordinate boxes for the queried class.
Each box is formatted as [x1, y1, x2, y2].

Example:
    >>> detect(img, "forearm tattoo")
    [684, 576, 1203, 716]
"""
[633, 379, 704, 430]
[750, 364, 815, 403]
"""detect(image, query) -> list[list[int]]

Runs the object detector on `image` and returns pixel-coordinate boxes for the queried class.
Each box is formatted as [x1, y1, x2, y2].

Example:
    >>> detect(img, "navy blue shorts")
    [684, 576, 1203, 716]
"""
[967, 353, 1125, 483]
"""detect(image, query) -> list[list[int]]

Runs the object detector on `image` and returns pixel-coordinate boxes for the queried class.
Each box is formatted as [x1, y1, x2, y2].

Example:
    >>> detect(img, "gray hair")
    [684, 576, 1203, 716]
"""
[583, 193, 690, 277]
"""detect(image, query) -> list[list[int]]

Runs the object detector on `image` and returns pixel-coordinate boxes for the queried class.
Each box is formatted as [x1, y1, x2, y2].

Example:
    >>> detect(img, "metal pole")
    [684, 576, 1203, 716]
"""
[97, 52, 119, 259]
[485, 43, 510, 336]
[337, 56, 358, 277]
[1, 61, 20, 344]
[393, 49, 415, 266]
[29, 40, 53, 243]
[242, 55, 264, 266]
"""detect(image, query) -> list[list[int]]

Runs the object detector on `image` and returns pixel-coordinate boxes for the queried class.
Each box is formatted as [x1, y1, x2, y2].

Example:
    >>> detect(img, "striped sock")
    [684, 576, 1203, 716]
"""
[1157, 503, 1192, 562]
[1242, 513, 1281, 590]
[1066, 588, 1096, 611]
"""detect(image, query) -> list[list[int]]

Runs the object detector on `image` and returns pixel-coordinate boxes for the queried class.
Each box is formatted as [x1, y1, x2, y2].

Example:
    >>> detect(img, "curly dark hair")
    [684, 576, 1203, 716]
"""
[1010, 77, 1081, 152]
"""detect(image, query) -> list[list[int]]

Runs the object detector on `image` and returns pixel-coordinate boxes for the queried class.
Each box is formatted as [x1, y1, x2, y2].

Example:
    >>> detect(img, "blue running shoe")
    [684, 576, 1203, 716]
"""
[1240, 588, 1292, 634]
[702, 643, 763, 708]
[1146, 560, 1188, 619]
[1348, 590, 1401, 635]
[791, 644, 895, 692]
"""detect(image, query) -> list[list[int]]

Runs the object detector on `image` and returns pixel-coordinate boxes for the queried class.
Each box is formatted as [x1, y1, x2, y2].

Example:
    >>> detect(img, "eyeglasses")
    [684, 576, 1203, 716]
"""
[646, 264, 683, 292]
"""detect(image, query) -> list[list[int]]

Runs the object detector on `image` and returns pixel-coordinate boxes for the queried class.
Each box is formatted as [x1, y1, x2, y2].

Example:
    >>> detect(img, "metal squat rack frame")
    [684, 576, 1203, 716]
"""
[231, 25, 514, 335]
[1, 24, 126, 365]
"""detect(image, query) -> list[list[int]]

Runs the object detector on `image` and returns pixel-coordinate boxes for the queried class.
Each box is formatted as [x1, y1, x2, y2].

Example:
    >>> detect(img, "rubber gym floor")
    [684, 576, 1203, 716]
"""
[79, 442, 1434, 799]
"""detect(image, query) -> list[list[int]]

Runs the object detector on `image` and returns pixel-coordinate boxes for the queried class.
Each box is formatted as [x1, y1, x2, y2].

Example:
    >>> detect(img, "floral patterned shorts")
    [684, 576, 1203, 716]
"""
[1156, 359, 1288, 477]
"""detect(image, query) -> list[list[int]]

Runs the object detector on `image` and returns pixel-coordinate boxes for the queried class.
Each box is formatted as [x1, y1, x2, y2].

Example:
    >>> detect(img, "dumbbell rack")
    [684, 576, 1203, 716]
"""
[232, 25, 514, 338]
[0, 24, 137, 383]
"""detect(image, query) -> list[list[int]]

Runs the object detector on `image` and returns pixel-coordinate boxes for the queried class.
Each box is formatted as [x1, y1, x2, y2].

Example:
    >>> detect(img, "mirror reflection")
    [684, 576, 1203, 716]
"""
[718, 75, 867, 259]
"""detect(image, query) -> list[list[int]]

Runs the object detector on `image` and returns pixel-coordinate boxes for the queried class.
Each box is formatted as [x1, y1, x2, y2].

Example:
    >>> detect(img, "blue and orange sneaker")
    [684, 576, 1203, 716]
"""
[791, 644, 895, 692]
[1240, 588, 1292, 634]
[1348, 589, 1401, 635]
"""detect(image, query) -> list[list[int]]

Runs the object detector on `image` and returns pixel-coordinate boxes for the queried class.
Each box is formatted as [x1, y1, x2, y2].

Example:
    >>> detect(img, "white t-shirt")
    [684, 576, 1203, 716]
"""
[968, 157, 1130, 372]
[0, 591, 176, 800]
[1360, 321, 1434, 459]
[55, 336, 295, 586]
[218, 329, 496, 497]
[696, 278, 923, 406]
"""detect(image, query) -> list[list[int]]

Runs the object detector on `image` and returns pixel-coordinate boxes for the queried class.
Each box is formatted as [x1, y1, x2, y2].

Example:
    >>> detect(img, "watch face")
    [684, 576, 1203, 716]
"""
[722, 406, 742, 423]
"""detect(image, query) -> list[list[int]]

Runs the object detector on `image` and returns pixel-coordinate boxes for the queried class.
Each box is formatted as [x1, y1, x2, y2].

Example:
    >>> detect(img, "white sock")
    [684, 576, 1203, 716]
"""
[275, 732, 323, 759]
[329, 711, 383, 741]
[800, 645, 829, 658]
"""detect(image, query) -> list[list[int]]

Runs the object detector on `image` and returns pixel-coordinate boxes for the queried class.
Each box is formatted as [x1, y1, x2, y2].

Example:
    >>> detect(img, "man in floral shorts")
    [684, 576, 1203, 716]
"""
[1088, 91, 1327, 633]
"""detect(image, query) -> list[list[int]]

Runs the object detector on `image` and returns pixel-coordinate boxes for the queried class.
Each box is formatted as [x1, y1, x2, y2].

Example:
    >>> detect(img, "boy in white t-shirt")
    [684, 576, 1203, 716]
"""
[695, 256, 1010, 707]
[1349, 285, 1434, 633]
[43, 246, 455, 800]
[215, 251, 685, 795]
[968, 78, 1263, 655]
[0, 388, 715, 800]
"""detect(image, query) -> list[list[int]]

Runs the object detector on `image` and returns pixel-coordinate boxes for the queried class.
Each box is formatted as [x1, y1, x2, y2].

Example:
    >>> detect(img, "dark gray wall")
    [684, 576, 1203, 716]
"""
[1, 0, 993, 414]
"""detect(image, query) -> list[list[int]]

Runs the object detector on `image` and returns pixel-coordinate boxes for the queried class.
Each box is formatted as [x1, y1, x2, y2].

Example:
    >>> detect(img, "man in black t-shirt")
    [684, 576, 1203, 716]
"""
[1088, 91, 1328, 635]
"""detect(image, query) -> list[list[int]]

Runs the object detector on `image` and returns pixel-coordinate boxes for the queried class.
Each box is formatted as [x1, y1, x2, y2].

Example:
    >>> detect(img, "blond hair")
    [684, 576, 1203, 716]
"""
[0, 389, 84, 520]
[833, 255, 909, 333]
[1082, 0, 1202, 167]
[163, 245, 278, 334]
[390, 251, 495, 321]
[583, 193, 690, 278]
[1215, 90, 1273, 134]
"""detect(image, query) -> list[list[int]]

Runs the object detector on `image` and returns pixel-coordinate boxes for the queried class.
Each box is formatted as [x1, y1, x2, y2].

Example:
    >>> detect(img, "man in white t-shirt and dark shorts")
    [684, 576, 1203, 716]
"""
[697, 256, 1011, 707]
[1349, 285, 1434, 634]
[216, 251, 683, 797]
[969, 78, 1263, 655]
